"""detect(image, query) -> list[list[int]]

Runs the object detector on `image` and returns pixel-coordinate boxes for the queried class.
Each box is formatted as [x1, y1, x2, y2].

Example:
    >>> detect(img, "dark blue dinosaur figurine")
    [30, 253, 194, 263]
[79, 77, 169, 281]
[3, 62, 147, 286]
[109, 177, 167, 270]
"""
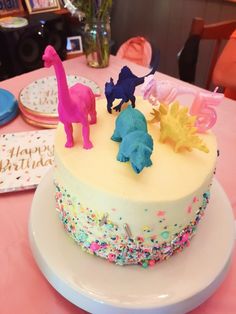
[105, 58, 158, 114]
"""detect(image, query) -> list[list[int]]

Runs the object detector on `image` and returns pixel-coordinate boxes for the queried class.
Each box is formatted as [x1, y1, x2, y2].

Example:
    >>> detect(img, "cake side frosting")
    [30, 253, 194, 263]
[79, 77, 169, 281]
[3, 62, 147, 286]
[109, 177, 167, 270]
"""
[54, 97, 217, 266]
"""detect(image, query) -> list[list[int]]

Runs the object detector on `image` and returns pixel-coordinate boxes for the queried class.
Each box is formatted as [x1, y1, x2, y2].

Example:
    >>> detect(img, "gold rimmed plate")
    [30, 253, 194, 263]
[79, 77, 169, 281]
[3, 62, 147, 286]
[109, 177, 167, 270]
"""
[21, 114, 58, 129]
[19, 75, 101, 118]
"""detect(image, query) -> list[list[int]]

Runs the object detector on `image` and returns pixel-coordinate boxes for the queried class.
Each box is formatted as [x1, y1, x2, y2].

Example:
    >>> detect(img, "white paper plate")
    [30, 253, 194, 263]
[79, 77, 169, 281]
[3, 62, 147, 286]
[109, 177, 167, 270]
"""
[19, 75, 101, 117]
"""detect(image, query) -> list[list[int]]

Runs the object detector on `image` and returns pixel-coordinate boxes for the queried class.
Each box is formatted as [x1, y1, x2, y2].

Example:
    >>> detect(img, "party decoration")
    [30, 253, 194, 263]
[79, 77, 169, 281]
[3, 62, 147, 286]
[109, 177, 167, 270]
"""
[142, 76, 224, 132]
[111, 105, 153, 174]
[141, 75, 196, 106]
[190, 88, 224, 133]
[105, 65, 157, 113]
[42, 45, 97, 149]
[0, 129, 54, 193]
[152, 102, 209, 153]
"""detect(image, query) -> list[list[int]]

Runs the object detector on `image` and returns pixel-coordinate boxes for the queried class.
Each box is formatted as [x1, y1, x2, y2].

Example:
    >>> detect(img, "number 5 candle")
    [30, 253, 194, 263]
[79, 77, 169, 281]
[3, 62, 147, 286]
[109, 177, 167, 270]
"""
[190, 88, 224, 133]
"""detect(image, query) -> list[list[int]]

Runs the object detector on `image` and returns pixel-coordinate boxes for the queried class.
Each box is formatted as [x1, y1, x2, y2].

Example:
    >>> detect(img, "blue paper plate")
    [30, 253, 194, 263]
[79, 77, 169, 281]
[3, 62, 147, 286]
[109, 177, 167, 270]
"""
[0, 88, 18, 126]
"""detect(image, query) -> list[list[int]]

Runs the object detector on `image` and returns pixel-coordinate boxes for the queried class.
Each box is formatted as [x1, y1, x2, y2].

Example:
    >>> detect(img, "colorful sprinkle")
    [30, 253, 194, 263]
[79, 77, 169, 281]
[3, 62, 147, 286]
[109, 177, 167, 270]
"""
[193, 197, 198, 203]
[149, 260, 156, 267]
[143, 225, 151, 232]
[142, 261, 149, 268]
[90, 242, 101, 252]
[156, 210, 165, 217]
[160, 231, 170, 240]
[55, 182, 210, 267]
[123, 223, 132, 238]
[187, 205, 192, 213]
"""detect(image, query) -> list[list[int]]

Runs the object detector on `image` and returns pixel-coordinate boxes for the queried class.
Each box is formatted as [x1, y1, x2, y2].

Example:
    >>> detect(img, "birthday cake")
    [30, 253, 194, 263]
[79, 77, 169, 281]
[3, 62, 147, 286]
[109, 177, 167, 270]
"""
[41, 43, 220, 267]
[54, 97, 217, 267]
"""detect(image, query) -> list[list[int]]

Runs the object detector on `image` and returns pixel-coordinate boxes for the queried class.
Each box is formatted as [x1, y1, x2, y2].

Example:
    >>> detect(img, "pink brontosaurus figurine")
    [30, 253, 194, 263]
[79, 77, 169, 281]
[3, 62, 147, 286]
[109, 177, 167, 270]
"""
[42, 45, 97, 149]
[141, 74, 196, 106]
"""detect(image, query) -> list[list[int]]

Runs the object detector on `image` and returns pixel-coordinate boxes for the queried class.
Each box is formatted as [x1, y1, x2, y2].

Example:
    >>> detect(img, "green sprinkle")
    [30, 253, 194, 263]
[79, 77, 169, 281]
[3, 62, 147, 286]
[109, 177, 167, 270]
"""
[161, 231, 169, 239]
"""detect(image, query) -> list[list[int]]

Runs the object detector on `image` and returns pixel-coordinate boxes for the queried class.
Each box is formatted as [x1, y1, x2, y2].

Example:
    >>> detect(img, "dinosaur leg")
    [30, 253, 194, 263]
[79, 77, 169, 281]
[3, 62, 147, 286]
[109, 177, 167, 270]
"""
[111, 129, 122, 142]
[81, 120, 93, 149]
[113, 100, 125, 112]
[89, 111, 97, 124]
[117, 149, 129, 162]
[64, 123, 74, 148]
[107, 100, 113, 114]
[89, 97, 97, 124]
[130, 95, 136, 108]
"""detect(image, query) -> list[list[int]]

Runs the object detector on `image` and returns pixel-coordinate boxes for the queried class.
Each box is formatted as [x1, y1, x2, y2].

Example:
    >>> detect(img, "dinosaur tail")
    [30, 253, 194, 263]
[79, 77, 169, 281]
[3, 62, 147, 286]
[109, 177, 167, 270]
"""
[149, 50, 160, 74]
[136, 51, 160, 85]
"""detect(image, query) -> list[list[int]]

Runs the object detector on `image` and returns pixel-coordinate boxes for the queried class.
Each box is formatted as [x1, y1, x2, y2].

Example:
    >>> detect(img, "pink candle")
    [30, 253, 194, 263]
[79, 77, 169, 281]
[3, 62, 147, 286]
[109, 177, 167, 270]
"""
[190, 88, 224, 133]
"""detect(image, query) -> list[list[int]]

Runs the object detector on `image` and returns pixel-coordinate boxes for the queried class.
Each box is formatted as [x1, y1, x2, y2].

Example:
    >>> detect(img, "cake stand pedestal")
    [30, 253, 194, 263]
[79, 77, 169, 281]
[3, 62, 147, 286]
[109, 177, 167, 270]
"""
[29, 169, 235, 314]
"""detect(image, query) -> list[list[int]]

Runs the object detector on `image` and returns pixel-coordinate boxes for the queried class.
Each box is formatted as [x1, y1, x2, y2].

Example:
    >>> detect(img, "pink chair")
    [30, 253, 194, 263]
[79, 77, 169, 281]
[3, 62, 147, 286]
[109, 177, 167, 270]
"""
[116, 36, 152, 67]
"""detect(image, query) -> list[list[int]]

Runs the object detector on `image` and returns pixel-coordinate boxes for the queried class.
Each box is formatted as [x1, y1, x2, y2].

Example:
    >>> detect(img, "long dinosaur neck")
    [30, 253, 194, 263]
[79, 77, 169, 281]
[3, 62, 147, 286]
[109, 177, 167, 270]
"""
[53, 59, 71, 109]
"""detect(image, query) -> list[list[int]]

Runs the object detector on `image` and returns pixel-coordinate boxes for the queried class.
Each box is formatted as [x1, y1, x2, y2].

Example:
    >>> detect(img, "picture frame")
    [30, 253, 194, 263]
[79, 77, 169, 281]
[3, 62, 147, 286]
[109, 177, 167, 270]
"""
[25, 0, 61, 14]
[0, 0, 24, 16]
[66, 36, 83, 55]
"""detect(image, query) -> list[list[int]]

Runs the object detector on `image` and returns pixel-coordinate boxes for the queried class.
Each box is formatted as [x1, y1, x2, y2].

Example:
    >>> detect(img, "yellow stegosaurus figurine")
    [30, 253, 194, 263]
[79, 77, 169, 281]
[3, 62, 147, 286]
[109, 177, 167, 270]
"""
[150, 102, 209, 153]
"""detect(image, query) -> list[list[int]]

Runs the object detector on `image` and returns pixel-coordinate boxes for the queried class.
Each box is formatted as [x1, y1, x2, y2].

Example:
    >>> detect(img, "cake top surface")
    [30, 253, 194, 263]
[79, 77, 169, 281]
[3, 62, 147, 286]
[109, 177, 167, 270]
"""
[55, 98, 217, 202]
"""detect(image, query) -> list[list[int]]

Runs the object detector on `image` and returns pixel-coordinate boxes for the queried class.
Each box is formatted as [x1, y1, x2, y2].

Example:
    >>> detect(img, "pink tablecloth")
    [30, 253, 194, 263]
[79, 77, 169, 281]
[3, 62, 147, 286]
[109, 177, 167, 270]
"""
[0, 55, 235, 314]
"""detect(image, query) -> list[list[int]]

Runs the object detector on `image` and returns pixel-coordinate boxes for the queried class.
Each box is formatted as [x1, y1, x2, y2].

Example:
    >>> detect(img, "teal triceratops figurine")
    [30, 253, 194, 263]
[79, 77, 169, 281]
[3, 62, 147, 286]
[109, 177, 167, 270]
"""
[111, 105, 153, 174]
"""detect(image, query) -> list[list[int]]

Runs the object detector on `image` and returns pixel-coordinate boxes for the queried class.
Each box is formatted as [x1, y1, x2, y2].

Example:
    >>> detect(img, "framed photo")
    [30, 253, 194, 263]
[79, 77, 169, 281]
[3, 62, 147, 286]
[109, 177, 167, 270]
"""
[66, 36, 83, 55]
[25, 0, 61, 14]
[0, 0, 24, 16]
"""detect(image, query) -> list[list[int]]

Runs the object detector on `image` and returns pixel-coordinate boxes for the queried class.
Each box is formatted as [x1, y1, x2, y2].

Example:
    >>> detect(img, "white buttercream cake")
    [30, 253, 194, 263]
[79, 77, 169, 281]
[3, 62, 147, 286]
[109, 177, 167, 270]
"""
[54, 98, 217, 267]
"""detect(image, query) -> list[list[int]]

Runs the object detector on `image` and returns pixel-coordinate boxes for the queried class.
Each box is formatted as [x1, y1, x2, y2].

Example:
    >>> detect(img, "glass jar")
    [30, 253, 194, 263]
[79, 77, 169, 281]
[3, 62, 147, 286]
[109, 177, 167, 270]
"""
[84, 19, 111, 68]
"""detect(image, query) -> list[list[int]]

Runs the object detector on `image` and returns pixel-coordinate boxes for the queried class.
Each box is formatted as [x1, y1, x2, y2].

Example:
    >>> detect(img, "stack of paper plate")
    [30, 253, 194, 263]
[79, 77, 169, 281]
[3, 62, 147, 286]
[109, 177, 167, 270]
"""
[0, 88, 18, 126]
[19, 75, 101, 128]
[0, 17, 28, 28]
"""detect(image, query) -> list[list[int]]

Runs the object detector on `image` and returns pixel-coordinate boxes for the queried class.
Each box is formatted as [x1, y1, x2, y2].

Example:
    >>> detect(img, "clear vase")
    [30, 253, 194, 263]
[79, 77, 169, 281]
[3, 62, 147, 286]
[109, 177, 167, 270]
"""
[84, 19, 111, 68]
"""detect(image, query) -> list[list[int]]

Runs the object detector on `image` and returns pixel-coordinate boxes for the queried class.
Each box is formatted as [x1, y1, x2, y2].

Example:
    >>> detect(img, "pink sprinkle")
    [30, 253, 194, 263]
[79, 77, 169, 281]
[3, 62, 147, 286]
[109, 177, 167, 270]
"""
[193, 197, 198, 203]
[156, 210, 165, 217]
[163, 246, 171, 253]
[137, 236, 144, 242]
[108, 254, 115, 262]
[111, 208, 116, 211]
[181, 233, 190, 246]
[187, 206, 192, 213]
[149, 260, 155, 267]
[90, 242, 100, 252]
[182, 233, 189, 242]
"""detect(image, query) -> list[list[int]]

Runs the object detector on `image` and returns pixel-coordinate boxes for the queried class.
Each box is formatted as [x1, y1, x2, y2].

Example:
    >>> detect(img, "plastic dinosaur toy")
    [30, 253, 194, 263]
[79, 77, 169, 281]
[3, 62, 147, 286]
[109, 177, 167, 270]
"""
[42, 45, 97, 149]
[105, 65, 157, 114]
[141, 74, 196, 106]
[111, 105, 153, 174]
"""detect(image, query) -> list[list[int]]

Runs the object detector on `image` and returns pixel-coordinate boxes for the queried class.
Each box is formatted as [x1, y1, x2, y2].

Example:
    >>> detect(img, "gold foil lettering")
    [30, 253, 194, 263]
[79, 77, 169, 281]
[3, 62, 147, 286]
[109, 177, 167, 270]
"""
[0, 144, 54, 174]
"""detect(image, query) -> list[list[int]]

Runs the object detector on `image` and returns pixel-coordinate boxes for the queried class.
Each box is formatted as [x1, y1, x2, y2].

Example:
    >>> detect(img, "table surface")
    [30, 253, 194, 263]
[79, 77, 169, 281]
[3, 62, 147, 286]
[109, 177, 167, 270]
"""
[0, 55, 235, 314]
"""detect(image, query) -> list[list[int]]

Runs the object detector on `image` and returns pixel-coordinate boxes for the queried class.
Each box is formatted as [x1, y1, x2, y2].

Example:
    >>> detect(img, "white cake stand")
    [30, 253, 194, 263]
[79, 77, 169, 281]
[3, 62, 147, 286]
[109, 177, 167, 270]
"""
[29, 169, 235, 314]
